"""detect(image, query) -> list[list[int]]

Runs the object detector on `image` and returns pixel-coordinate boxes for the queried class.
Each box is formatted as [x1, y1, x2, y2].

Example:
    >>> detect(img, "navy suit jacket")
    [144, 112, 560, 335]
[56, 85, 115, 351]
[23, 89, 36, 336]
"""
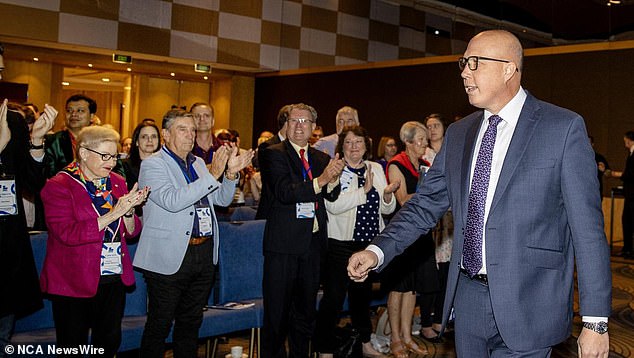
[373, 92, 612, 350]
[259, 140, 340, 254]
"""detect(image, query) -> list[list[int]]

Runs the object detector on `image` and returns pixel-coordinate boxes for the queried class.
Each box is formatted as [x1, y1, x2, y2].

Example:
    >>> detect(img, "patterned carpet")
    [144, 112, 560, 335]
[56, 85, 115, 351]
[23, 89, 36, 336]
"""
[135, 256, 634, 358]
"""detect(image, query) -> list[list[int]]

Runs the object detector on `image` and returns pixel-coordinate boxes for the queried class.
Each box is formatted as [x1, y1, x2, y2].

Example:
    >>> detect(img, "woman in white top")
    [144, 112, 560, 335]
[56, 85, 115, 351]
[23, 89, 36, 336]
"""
[314, 126, 399, 357]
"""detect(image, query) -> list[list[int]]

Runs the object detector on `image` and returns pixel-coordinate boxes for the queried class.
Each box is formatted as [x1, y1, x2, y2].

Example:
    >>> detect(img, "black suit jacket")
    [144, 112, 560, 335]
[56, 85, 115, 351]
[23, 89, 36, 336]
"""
[255, 134, 283, 219]
[259, 140, 340, 254]
[0, 111, 44, 317]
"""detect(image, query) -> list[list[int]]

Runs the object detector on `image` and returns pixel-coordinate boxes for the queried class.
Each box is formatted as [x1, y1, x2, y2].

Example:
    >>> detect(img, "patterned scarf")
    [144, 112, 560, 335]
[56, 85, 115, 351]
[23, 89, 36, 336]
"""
[63, 161, 120, 242]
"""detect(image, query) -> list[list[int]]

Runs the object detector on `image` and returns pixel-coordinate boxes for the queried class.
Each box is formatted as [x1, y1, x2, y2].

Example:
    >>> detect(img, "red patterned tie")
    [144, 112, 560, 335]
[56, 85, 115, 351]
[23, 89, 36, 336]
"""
[299, 149, 313, 180]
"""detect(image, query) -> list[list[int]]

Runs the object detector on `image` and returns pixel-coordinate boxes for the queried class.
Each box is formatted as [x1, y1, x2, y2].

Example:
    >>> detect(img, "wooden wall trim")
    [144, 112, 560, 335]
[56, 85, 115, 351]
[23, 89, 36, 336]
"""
[257, 39, 634, 78]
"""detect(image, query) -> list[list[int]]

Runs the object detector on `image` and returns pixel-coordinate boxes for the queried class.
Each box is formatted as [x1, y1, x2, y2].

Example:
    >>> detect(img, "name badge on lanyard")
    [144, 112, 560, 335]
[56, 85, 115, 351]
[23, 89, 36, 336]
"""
[101, 242, 122, 275]
[196, 204, 214, 237]
[296, 202, 315, 219]
[0, 176, 18, 216]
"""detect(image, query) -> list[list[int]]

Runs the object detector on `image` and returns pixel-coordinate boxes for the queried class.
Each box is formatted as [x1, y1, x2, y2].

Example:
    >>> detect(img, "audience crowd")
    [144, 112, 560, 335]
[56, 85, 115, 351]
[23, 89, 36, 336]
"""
[0, 29, 624, 358]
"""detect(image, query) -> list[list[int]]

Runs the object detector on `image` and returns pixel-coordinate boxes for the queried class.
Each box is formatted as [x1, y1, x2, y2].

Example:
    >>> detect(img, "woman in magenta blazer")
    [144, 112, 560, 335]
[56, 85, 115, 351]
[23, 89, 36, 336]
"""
[41, 126, 148, 357]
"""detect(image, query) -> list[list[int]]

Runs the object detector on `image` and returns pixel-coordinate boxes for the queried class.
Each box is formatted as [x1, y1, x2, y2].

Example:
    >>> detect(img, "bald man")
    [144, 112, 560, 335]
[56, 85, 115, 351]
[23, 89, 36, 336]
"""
[348, 30, 611, 357]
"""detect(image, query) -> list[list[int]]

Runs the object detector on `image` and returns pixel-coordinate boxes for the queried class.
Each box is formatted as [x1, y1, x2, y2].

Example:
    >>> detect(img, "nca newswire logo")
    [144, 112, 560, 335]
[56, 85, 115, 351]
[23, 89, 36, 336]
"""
[5, 344, 105, 355]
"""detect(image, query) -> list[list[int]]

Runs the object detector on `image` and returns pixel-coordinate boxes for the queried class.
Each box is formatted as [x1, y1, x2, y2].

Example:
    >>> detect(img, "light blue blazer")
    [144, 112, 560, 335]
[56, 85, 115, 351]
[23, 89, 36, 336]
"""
[373, 92, 612, 351]
[133, 149, 236, 275]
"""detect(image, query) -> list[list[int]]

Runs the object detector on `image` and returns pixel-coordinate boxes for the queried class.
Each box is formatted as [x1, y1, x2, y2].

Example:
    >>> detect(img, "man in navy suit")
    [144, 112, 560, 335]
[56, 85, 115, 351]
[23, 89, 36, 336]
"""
[259, 103, 344, 357]
[348, 30, 611, 357]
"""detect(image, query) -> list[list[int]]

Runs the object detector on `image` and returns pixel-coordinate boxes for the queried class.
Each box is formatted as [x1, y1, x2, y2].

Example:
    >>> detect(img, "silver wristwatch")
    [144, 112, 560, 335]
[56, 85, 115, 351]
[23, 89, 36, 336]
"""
[582, 321, 608, 334]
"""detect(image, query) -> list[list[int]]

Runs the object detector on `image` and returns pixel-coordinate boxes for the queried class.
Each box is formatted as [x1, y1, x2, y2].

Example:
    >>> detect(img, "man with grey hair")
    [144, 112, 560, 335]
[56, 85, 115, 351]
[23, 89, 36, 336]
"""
[313, 106, 359, 158]
[134, 109, 253, 357]
[259, 103, 345, 357]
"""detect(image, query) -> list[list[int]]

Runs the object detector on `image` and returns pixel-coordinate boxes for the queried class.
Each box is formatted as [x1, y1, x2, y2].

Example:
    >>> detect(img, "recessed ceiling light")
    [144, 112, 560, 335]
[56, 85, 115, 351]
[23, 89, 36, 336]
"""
[127, 68, 132, 72]
[434, 30, 440, 35]
[101, 78, 110, 82]
[203, 76, 208, 80]
[33, 57, 39, 61]
[88, 63, 93, 68]
[62, 82, 70, 86]
[170, 72, 175, 77]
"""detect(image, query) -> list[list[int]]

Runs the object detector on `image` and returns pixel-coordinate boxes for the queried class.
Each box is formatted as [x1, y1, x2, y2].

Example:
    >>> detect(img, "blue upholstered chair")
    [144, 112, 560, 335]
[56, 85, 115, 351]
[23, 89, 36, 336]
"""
[199, 220, 265, 358]
[118, 242, 150, 352]
[12, 234, 149, 354]
[11, 233, 56, 351]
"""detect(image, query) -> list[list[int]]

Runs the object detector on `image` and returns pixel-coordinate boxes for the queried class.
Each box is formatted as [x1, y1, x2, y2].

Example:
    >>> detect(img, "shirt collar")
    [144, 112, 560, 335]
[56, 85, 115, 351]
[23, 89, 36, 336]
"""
[484, 86, 527, 126]
[289, 140, 309, 157]
[163, 145, 196, 167]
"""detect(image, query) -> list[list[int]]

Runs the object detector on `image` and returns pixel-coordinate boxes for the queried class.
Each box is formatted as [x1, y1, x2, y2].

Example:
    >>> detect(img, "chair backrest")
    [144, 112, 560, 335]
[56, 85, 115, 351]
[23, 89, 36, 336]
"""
[124, 243, 148, 316]
[14, 233, 54, 333]
[229, 206, 257, 221]
[216, 220, 265, 303]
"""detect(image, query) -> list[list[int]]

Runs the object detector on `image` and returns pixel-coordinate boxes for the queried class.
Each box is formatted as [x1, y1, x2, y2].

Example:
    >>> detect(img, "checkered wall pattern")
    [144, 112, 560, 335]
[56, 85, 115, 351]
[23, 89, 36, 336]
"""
[0, 0, 473, 71]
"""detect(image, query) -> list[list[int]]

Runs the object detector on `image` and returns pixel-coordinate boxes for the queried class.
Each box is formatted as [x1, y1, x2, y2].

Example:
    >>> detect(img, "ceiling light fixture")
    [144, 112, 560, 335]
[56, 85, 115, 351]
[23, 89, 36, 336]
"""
[203, 76, 209, 80]
[88, 63, 93, 68]
[101, 78, 110, 82]
[126, 68, 132, 72]
[33, 57, 39, 61]
[170, 72, 175, 77]
[62, 82, 70, 86]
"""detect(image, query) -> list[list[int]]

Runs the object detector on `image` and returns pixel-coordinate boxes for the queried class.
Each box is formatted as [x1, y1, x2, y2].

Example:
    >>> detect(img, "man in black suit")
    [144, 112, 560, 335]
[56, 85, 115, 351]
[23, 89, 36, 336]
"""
[259, 103, 344, 358]
[255, 105, 289, 220]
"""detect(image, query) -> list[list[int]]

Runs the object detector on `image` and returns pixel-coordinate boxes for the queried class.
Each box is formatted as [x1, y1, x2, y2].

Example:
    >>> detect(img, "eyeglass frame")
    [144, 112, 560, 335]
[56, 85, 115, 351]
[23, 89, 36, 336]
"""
[287, 117, 315, 126]
[81, 146, 121, 161]
[458, 55, 518, 72]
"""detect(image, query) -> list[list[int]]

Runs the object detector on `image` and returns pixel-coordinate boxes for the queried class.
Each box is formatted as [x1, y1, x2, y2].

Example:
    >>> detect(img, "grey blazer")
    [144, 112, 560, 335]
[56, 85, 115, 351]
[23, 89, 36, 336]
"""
[133, 149, 236, 275]
[373, 92, 612, 351]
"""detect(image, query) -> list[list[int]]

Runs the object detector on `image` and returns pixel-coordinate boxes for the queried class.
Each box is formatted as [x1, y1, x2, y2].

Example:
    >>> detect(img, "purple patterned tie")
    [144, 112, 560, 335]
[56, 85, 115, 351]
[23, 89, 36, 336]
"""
[463, 115, 503, 277]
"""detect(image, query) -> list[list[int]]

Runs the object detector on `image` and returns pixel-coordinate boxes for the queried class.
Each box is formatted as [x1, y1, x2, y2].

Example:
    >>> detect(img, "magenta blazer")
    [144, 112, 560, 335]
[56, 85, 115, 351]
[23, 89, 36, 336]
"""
[40, 171, 141, 298]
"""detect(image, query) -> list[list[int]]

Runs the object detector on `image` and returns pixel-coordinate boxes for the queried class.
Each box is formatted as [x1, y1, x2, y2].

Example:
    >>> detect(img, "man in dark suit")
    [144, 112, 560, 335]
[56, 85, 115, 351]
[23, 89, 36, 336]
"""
[255, 105, 289, 220]
[348, 30, 611, 357]
[44, 94, 96, 178]
[259, 103, 344, 358]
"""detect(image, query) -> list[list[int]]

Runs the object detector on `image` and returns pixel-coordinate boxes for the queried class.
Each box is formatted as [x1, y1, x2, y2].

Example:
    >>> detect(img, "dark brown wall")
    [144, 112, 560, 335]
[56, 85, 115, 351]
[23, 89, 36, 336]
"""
[254, 48, 634, 195]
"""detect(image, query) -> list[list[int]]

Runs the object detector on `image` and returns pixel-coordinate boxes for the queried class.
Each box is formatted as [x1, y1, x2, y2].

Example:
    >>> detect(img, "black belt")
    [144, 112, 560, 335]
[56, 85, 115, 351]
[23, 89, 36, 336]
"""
[460, 268, 488, 286]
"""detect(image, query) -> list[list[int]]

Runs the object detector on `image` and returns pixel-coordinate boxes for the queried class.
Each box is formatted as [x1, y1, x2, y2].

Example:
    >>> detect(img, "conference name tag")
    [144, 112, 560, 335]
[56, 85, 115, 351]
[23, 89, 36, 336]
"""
[196, 206, 213, 237]
[296, 202, 315, 219]
[0, 177, 17, 216]
[101, 242, 122, 275]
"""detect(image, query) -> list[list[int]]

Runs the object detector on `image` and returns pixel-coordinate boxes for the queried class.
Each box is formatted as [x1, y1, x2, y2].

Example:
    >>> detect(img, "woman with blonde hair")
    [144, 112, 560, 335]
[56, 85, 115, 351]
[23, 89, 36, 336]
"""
[41, 126, 149, 357]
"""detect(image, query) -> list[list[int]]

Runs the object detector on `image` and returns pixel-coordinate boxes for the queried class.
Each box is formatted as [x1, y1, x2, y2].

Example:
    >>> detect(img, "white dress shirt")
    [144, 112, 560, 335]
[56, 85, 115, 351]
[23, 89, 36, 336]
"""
[469, 87, 526, 275]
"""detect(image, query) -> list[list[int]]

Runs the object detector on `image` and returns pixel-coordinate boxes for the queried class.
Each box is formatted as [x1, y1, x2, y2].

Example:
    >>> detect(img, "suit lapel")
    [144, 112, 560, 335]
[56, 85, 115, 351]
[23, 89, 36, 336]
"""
[161, 149, 189, 186]
[489, 94, 540, 214]
[283, 140, 304, 178]
[460, 113, 484, 228]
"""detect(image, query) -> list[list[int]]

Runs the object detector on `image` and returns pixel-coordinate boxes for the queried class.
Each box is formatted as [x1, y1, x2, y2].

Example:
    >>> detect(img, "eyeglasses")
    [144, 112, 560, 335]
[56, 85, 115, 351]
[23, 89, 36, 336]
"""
[82, 147, 120, 161]
[287, 118, 315, 126]
[458, 56, 513, 71]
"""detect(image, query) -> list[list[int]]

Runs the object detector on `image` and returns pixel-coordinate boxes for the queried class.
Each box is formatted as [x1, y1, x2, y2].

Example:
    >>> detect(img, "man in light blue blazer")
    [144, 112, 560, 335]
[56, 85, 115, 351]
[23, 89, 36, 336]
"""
[348, 30, 611, 357]
[134, 109, 253, 358]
